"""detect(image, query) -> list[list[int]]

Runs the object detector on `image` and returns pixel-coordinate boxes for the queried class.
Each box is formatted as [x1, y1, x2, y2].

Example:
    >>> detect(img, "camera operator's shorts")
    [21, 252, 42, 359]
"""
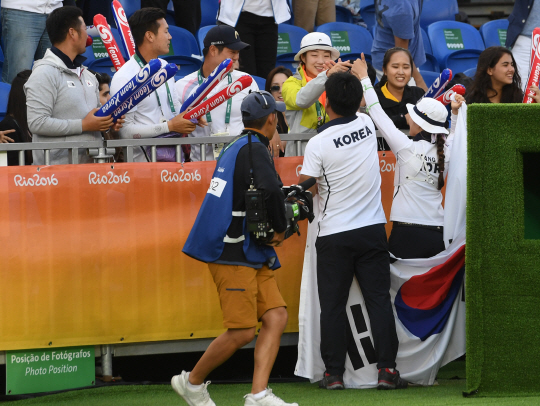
[208, 263, 287, 329]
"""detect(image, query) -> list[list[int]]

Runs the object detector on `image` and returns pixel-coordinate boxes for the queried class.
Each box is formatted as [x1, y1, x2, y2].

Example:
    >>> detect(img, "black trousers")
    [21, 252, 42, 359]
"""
[388, 223, 445, 259]
[142, 0, 201, 35]
[316, 224, 398, 376]
[234, 12, 278, 80]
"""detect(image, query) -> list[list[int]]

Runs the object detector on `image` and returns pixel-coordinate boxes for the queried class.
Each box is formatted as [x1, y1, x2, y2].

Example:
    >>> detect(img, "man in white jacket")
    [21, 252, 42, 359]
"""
[1, 0, 63, 84]
[111, 7, 198, 162]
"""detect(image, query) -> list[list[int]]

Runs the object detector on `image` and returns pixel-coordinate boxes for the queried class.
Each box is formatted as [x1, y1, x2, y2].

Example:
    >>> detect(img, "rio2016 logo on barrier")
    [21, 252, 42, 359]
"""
[161, 169, 202, 182]
[380, 159, 395, 172]
[88, 171, 130, 185]
[14, 174, 58, 186]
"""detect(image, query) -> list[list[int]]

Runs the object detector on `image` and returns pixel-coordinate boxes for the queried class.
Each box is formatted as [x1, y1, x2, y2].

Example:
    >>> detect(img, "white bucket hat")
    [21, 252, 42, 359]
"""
[406, 98, 449, 135]
[294, 32, 340, 61]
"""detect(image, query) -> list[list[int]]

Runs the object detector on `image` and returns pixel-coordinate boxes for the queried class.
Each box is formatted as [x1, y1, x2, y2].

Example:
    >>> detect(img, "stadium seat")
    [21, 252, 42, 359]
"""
[118, 0, 140, 19]
[197, 25, 216, 54]
[201, 0, 220, 27]
[252, 75, 266, 90]
[427, 21, 485, 74]
[316, 22, 373, 64]
[83, 28, 129, 76]
[162, 26, 203, 78]
[166, 10, 176, 26]
[419, 28, 440, 72]
[0, 82, 10, 121]
[360, 0, 376, 32]
[480, 19, 509, 48]
[336, 5, 354, 24]
[419, 70, 442, 90]
[420, 0, 458, 30]
[463, 67, 476, 78]
[276, 24, 308, 73]
[0, 46, 4, 79]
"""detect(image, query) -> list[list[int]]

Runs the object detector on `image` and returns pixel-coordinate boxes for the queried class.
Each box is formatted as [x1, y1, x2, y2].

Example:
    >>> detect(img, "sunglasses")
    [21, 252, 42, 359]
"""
[270, 85, 281, 92]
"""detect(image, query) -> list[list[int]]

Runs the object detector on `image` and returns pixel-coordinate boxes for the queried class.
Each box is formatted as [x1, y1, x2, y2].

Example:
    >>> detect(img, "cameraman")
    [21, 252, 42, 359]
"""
[299, 72, 407, 390]
[178, 91, 298, 406]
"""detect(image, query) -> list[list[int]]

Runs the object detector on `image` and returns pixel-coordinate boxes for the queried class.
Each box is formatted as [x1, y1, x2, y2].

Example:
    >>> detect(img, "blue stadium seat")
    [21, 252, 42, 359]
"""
[162, 26, 203, 78]
[0, 46, 4, 80]
[336, 5, 354, 24]
[480, 19, 509, 48]
[360, 0, 375, 32]
[197, 25, 216, 54]
[201, 0, 220, 27]
[463, 67, 476, 78]
[420, 0, 458, 30]
[419, 70, 442, 90]
[276, 24, 308, 73]
[316, 22, 373, 64]
[0, 82, 10, 121]
[166, 10, 176, 26]
[427, 21, 485, 74]
[118, 0, 140, 19]
[252, 75, 266, 90]
[83, 28, 129, 77]
[419, 27, 440, 72]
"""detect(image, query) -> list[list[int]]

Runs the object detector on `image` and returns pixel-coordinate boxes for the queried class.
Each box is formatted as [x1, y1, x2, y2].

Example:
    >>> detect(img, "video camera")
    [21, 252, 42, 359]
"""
[246, 177, 316, 243]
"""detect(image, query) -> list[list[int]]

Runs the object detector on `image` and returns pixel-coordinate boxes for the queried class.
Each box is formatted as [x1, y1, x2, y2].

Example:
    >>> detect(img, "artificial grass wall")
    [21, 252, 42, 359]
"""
[466, 103, 540, 396]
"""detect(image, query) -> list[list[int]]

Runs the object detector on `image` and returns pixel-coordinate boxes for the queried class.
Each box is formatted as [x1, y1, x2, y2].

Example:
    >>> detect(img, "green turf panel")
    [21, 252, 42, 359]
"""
[466, 103, 540, 397]
[3, 379, 540, 406]
[523, 153, 540, 239]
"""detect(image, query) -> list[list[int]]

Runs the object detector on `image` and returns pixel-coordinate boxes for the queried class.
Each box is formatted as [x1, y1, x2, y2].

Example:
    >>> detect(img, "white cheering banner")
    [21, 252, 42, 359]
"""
[111, 63, 178, 121]
[96, 59, 162, 117]
[295, 104, 468, 388]
[423, 68, 452, 100]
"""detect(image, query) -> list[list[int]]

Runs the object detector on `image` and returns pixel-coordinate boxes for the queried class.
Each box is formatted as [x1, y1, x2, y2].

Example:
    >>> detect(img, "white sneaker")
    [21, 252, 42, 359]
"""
[244, 388, 298, 406]
[171, 371, 216, 406]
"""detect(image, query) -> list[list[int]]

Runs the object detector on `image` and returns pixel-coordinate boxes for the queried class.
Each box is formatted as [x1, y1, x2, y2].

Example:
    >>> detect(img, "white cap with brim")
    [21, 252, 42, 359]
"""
[406, 97, 449, 135]
[294, 32, 340, 61]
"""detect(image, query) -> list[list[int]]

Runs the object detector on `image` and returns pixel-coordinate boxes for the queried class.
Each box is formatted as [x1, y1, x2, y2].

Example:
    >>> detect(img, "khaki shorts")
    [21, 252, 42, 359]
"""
[208, 263, 287, 329]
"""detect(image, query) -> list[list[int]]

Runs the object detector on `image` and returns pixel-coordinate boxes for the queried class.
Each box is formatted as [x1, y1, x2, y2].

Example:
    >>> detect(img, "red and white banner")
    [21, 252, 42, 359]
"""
[93, 14, 125, 71]
[183, 76, 253, 120]
[112, 0, 136, 57]
[436, 84, 466, 106]
[524, 28, 540, 103]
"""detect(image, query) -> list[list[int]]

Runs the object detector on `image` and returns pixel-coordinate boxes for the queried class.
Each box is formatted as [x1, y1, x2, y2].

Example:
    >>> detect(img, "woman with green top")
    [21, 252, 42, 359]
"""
[281, 32, 352, 156]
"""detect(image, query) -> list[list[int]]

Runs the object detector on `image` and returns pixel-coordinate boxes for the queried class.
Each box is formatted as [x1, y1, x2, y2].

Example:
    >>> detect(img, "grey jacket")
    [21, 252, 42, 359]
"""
[25, 49, 101, 165]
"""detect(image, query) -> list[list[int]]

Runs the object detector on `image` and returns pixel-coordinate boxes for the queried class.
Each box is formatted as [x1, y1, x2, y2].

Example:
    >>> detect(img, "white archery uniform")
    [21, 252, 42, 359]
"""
[362, 77, 456, 226]
[301, 113, 386, 237]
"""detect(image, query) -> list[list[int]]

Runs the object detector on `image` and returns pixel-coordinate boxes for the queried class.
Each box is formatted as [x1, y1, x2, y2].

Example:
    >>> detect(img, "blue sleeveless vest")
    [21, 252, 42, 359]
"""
[183, 134, 281, 270]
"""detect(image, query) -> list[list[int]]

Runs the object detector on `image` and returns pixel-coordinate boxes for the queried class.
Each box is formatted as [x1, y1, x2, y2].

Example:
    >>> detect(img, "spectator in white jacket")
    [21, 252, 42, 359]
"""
[1, 0, 63, 84]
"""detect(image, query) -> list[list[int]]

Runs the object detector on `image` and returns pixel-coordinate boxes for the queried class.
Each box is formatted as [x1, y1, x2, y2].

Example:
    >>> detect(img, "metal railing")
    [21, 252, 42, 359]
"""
[0, 141, 103, 165]
[0, 131, 406, 164]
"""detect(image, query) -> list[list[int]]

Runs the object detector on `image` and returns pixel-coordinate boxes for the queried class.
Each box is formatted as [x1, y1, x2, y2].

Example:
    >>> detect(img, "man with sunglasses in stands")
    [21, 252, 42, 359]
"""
[175, 25, 262, 162]
[178, 90, 297, 406]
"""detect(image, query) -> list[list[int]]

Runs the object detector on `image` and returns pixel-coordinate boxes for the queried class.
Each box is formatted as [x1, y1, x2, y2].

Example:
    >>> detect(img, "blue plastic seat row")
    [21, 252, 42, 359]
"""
[93, 1, 510, 80]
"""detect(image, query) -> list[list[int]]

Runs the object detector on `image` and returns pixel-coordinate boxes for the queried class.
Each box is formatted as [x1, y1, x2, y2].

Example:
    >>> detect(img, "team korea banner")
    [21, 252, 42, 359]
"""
[295, 105, 468, 387]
